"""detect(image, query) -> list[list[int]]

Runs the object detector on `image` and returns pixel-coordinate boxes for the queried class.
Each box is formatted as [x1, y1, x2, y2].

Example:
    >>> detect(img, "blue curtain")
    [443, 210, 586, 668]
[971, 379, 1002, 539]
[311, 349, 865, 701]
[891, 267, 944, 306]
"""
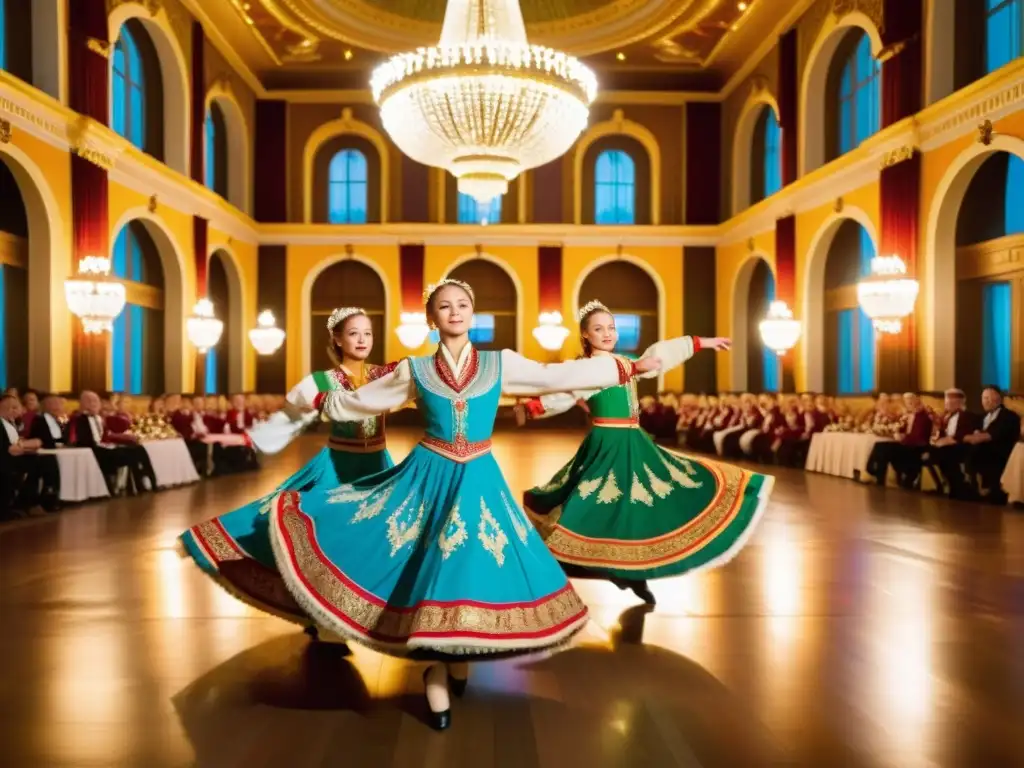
[0, 266, 7, 389]
[762, 271, 779, 392]
[112, 27, 145, 149]
[837, 309, 855, 394]
[458, 193, 502, 224]
[0, 0, 7, 71]
[1006, 154, 1024, 235]
[982, 282, 1012, 390]
[837, 32, 880, 155]
[595, 150, 636, 224]
[613, 314, 641, 353]
[856, 226, 876, 392]
[110, 227, 147, 394]
[205, 111, 216, 191]
[327, 149, 368, 223]
[986, 0, 1022, 74]
[763, 111, 783, 199]
[205, 347, 218, 395]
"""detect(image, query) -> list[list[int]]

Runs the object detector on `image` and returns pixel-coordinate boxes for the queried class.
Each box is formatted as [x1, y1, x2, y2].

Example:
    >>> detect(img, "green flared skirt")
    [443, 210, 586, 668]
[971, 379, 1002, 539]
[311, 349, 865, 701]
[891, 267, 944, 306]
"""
[523, 424, 773, 580]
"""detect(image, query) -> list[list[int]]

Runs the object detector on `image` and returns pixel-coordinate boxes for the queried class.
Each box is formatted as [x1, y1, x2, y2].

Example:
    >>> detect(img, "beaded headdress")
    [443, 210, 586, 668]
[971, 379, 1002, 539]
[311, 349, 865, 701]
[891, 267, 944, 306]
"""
[577, 299, 610, 323]
[326, 307, 366, 333]
[423, 278, 475, 309]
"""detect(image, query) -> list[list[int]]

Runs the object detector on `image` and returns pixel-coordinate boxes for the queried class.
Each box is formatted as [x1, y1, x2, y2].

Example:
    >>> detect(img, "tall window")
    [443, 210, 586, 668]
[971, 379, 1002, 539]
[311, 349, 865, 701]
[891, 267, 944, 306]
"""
[986, 0, 1023, 74]
[205, 110, 216, 190]
[458, 193, 501, 224]
[204, 104, 228, 197]
[835, 227, 876, 394]
[112, 26, 146, 149]
[205, 347, 218, 395]
[613, 314, 642, 354]
[762, 272, 780, 393]
[429, 314, 496, 345]
[837, 32, 880, 155]
[982, 282, 1012, 390]
[110, 226, 155, 395]
[594, 150, 635, 225]
[760, 110, 783, 200]
[1007, 154, 1024, 235]
[327, 149, 368, 224]
[0, 0, 7, 71]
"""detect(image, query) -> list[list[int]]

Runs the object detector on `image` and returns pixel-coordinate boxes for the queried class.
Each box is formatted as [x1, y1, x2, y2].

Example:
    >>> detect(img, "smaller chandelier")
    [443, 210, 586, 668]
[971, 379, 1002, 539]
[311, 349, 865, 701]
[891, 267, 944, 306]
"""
[395, 311, 430, 349]
[187, 298, 224, 353]
[532, 311, 570, 352]
[249, 310, 285, 355]
[64, 256, 127, 334]
[759, 300, 801, 355]
[857, 255, 919, 334]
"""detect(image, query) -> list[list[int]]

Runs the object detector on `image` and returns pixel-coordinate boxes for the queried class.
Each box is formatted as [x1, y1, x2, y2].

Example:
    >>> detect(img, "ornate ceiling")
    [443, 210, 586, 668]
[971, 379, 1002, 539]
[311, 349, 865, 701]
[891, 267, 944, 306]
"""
[202, 0, 799, 91]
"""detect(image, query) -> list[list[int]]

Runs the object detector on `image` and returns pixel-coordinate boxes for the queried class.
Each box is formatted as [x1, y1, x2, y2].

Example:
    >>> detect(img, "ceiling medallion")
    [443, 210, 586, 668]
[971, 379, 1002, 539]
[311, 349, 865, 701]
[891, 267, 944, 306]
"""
[369, 0, 597, 204]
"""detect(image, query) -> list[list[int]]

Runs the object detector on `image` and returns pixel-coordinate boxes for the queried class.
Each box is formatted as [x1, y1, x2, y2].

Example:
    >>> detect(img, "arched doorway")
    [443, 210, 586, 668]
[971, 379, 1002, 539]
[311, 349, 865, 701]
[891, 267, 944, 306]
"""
[822, 219, 877, 396]
[445, 259, 518, 352]
[579, 261, 659, 397]
[732, 256, 779, 393]
[0, 159, 30, 391]
[207, 250, 244, 395]
[951, 151, 1024, 400]
[309, 260, 386, 369]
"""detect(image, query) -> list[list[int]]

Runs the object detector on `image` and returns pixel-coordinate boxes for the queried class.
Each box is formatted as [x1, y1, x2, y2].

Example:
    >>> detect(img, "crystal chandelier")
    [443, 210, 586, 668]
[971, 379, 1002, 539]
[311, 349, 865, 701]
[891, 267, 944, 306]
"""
[370, 0, 597, 203]
[64, 256, 127, 334]
[857, 255, 919, 334]
[249, 310, 285, 355]
[759, 300, 801, 355]
[187, 298, 224, 353]
[395, 312, 430, 349]
[532, 311, 570, 351]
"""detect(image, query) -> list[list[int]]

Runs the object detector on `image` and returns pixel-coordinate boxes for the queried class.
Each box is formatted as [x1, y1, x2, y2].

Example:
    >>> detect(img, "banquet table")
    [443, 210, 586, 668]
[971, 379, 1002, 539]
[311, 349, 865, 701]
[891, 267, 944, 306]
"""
[805, 432, 892, 480]
[37, 448, 110, 502]
[1002, 443, 1024, 504]
[142, 438, 201, 488]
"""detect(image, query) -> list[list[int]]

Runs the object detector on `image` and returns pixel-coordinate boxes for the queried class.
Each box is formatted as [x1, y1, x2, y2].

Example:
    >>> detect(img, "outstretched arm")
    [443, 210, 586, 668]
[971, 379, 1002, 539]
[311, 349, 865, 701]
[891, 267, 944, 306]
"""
[518, 392, 582, 422]
[500, 350, 655, 397]
[635, 336, 729, 379]
[318, 360, 416, 422]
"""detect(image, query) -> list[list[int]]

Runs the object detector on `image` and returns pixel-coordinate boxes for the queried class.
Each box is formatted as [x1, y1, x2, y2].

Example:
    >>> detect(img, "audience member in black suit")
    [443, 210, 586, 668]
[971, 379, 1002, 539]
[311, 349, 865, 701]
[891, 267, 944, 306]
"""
[1, 394, 60, 518]
[936, 386, 1021, 502]
[921, 389, 979, 494]
[28, 393, 69, 449]
[71, 390, 156, 495]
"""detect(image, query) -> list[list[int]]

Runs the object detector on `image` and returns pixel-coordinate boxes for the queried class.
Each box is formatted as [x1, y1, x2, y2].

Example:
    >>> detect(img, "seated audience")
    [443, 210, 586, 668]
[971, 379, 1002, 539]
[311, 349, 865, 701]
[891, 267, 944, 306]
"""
[921, 388, 980, 495]
[19, 389, 40, 436]
[866, 392, 933, 488]
[1, 393, 60, 517]
[742, 394, 781, 462]
[717, 393, 759, 457]
[168, 393, 212, 475]
[70, 390, 156, 495]
[28, 393, 69, 449]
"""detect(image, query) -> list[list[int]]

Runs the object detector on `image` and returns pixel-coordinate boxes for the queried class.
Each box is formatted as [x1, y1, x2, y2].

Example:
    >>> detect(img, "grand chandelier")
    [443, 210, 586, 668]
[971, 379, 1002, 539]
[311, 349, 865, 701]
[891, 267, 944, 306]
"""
[187, 298, 224, 353]
[857, 255, 919, 334]
[759, 300, 801, 355]
[64, 256, 127, 334]
[370, 0, 597, 203]
[249, 310, 285, 355]
[532, 311, 570, 351]
[395, 312, 430, 349]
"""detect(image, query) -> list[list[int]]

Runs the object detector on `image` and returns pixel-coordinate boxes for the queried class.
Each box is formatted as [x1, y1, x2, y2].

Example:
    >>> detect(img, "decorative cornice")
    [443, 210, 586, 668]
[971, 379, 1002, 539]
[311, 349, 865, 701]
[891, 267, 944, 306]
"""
[0, 119, 11, 144]
[86, 38, 112, 59]
[916, 63, 1024, 150]
[107, 0, 162, 15]
[831, 0, 884, 33]
[879, 144, 917, 169]
[67, 116, 125, 171]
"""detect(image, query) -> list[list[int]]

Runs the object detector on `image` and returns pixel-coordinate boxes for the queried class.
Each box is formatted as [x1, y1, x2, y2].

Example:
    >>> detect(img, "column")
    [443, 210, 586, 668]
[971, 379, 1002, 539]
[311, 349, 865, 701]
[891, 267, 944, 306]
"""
[775, 215, 797, 393]
[881, 0, 924, 127]
[682, 246, 717, 393]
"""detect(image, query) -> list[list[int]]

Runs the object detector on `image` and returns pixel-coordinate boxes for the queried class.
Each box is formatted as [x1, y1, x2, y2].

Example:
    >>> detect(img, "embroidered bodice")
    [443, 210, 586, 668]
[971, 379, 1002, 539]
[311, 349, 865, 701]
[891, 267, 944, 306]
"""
[581, 359, 640, 420]
[310, 365, 393, 441]
[409, 350, 502, 444]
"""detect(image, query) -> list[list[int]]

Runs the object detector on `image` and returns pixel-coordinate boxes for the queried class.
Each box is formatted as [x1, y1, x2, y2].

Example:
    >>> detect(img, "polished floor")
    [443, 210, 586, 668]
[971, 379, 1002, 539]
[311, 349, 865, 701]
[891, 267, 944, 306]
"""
[2, 429, 1024, 768]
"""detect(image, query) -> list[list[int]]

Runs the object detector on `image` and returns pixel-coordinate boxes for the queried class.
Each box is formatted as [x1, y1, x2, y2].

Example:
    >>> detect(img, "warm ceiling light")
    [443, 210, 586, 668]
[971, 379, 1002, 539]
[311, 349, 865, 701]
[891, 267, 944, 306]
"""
[343, 49, 354, 60]
[731, 23, 739, 30]
[616, 51, 626, 61]
[738, 2, 748, 10]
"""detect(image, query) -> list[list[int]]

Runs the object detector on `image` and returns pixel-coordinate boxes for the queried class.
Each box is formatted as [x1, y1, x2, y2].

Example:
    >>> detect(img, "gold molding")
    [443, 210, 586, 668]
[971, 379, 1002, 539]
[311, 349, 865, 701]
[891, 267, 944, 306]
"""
[880, 144, 917, 168]
[148, 194, 159, 213]
[0, 118, 11, 144]
[979, 119, 994, 146]
[107, 0, 162, 15]
[833, 196, 844, 213]
[831, 0, 884, 33]
[87, 38, 112, 59]
[876, 39, 908, 64]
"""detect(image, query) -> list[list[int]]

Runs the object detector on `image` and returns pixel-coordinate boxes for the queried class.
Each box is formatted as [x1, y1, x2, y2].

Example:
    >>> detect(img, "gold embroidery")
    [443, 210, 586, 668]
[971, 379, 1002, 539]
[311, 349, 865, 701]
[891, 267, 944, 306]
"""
[577, 476, 602, 499]
[630, 473, 654, 507]
[662, 455, 702, 489]
[501, 491, 529, 544]
[478, 500, 508, 566]
[192, 521, 245, 563]
[538, 462, 573, 493]
[644, 465, 674, 499]
[386, 499, 425, 556]
[328, 484, 374, 504]
[351, 486, 395, 522]
[597, 471, 622, 504]
[438, 503, 468, 558]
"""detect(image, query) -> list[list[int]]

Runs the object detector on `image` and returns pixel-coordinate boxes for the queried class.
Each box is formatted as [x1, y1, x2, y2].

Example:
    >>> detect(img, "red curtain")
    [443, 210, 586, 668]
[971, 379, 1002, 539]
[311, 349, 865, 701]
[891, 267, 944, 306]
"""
[882, 0, 923, 127]
[254, 101, 288, 222]
[68, 0, 107, 121]
[685, 102, 722, 225]
[190, 21, 206, 184]
[775, 215, 797, 391]
[777, 29, 798, 187]
[193, 216, 209, 297]
[537, 246, 562, 314]
[399, 244, 425, 313]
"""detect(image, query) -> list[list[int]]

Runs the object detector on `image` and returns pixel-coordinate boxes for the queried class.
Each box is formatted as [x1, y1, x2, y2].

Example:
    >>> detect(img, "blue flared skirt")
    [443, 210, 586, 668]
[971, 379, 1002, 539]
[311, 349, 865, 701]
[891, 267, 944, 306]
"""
[268, 445, 589, 658]
[179, 446, 393, 624]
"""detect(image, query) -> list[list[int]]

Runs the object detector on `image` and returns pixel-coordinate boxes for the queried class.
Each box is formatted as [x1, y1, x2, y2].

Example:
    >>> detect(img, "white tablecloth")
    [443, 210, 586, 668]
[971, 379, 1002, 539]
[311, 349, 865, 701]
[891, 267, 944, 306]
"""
[38, 448, 110, 502]
[1002, 443, 1024, 504]
[805, 432, 892, 480]
[143, 439, 200, 488]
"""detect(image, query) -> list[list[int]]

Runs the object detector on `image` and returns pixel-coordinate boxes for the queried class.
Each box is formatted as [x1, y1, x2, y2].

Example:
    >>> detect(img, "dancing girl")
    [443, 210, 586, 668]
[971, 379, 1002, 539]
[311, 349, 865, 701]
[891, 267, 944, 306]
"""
[517, 300, 774, 605]
[179, 307, 396, 637]
[257, 279, 661, 730]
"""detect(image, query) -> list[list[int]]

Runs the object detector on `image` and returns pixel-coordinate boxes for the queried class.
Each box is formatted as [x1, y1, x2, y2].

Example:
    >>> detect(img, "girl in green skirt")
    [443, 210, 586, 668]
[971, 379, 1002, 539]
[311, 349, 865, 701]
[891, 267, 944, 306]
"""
[518, 300, 774, 605]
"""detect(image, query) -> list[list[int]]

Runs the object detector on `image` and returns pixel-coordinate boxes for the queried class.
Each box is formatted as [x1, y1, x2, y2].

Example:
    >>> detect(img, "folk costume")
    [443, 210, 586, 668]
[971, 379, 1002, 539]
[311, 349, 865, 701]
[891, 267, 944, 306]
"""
[520, 307, 773, 587]
[261, 337, 646, 659]
[180, 308, 397, 626]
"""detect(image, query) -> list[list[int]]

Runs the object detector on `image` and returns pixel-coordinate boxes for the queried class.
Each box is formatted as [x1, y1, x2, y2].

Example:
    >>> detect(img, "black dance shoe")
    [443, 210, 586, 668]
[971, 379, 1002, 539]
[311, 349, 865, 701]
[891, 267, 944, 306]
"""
[423, 669, 452, 731]
[611, 577, 657, 606]
[449, 676, 468, 698]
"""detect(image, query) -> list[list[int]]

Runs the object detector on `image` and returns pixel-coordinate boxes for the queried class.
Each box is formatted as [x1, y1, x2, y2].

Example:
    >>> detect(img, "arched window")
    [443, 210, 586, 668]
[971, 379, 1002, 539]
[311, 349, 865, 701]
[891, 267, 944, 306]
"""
[762, 271, 780, 393]
[458, 193, 502, 224]
[205, 103, 228, 198]
[825, 222, 875, 395]
[112, 25, 146, 149]
[986, 0, 1023, 74]
[982, 282, 1012, 390]
[205, 347, 218, 395]
[327, 149, 368, 224]
[752, 109, 783, 203]
[594, 150, 635, 225]
[836, 32, 880, 156]
[1007, 154, 1024, 235]
[835, 227, 876, 394]
[110, 223, 163, 395]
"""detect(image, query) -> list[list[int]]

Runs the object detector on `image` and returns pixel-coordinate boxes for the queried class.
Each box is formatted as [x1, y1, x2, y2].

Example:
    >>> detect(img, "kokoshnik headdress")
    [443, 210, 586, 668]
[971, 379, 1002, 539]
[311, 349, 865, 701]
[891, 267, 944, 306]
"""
[577, 299, 610, 323]
[423, 278, 475, 308]
[326, 307, 366, 333]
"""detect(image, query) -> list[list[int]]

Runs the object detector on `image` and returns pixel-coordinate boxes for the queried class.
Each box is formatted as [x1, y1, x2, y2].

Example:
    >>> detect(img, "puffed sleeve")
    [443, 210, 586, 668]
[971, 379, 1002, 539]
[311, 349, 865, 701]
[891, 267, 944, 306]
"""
[246, 410, 320, 455]
[500, 350, 632, 397]
[318, 359, 416, 422]
[284, 373, 320, 413]
[635, 336, 699, 379]
[524, 392, 581, 420]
